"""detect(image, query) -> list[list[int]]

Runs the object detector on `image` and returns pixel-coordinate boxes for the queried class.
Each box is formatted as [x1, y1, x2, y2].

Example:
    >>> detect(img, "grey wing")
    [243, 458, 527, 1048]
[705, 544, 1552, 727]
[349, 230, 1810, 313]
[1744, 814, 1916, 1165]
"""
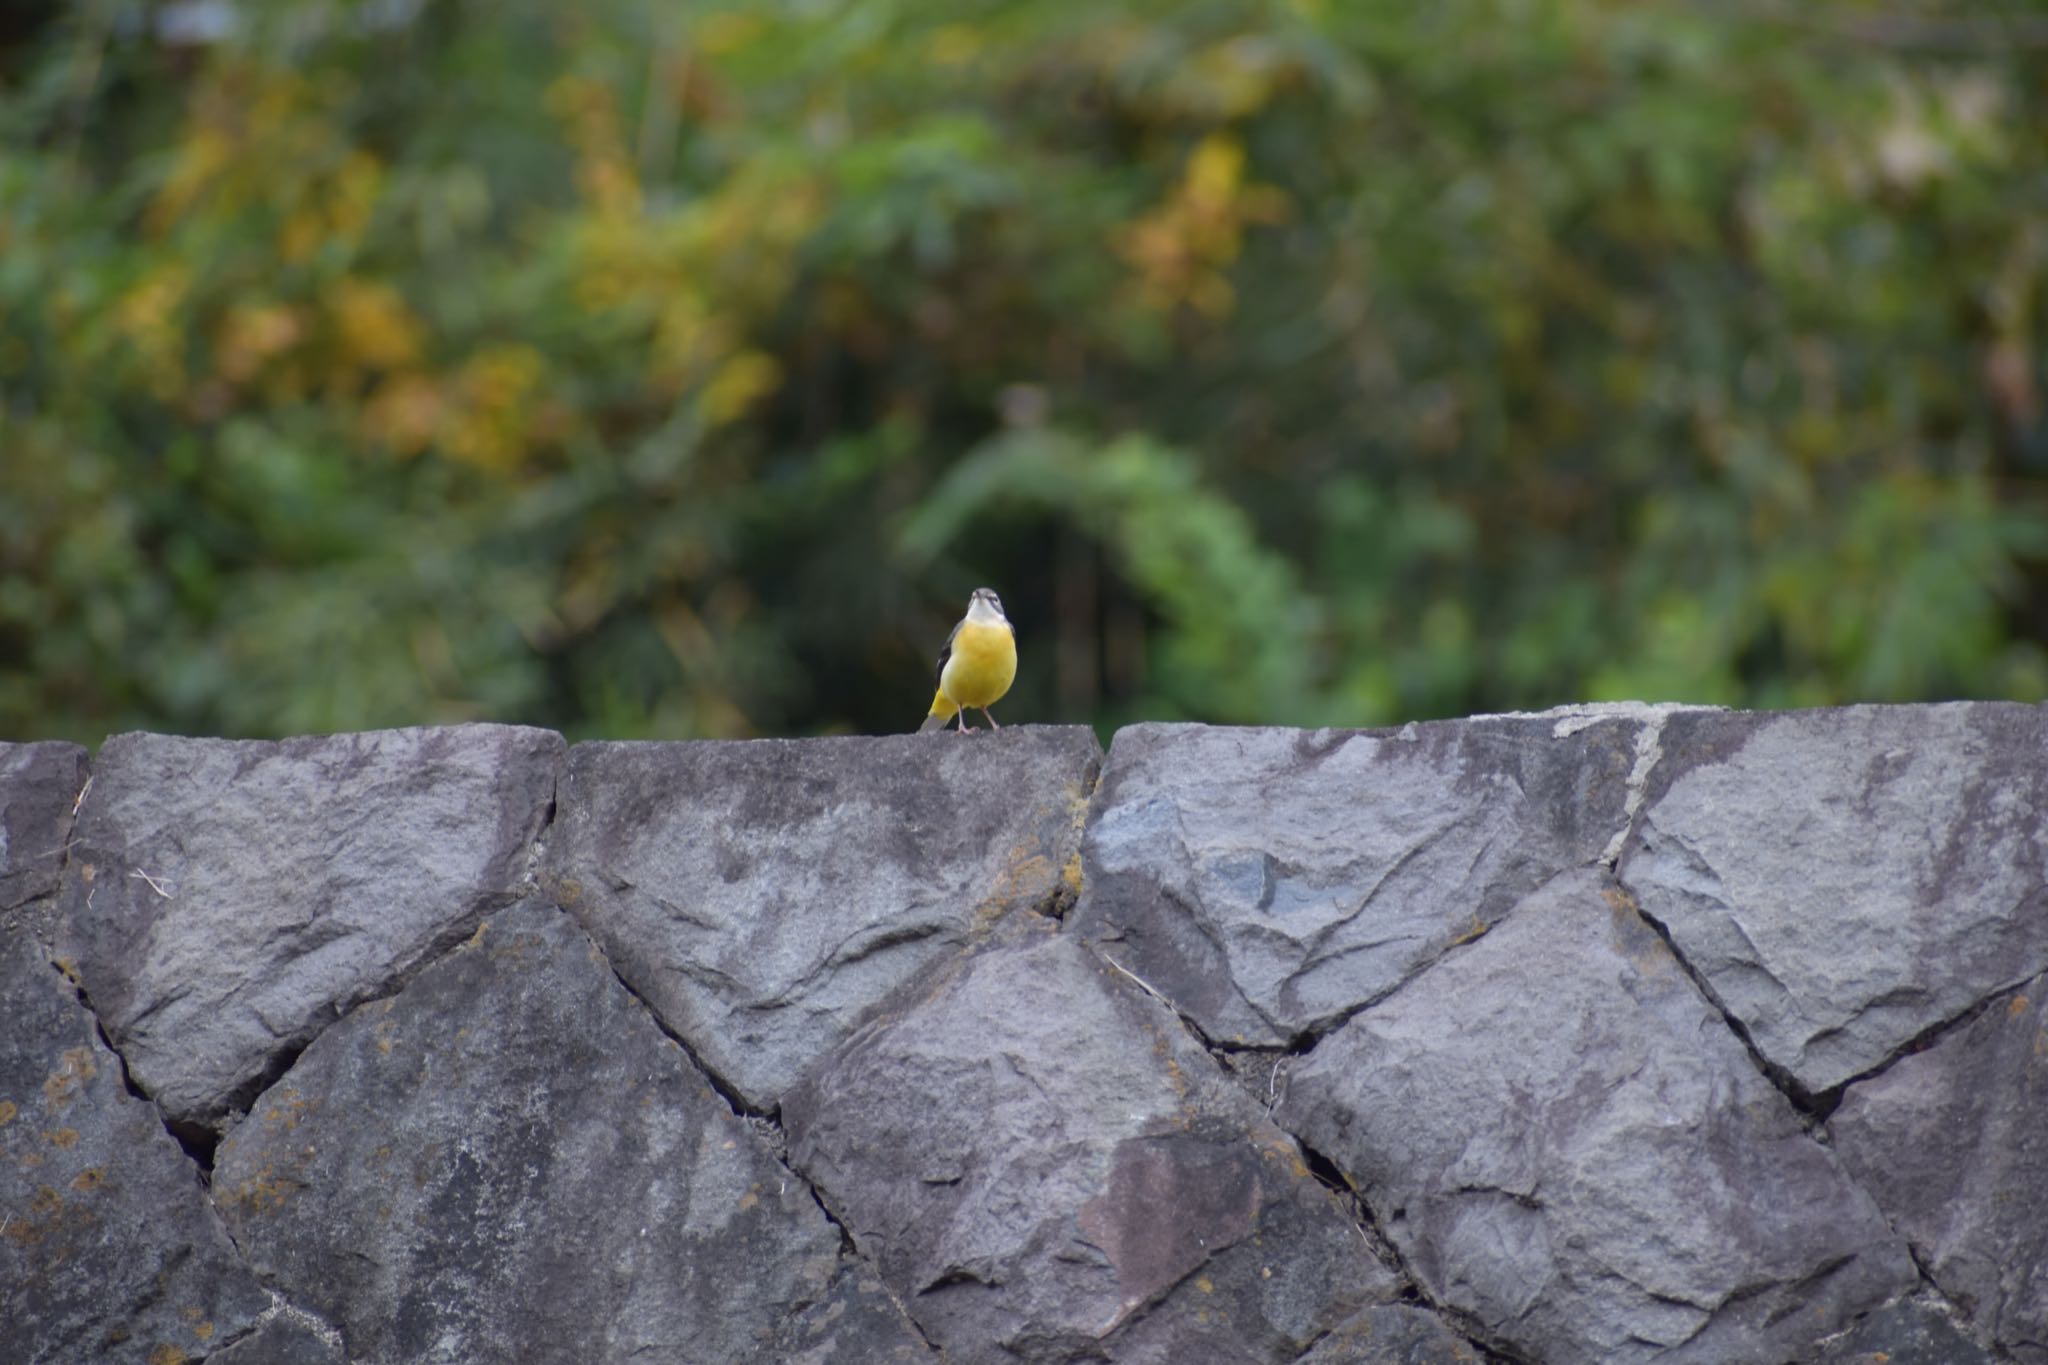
[932, 618, 962, 689]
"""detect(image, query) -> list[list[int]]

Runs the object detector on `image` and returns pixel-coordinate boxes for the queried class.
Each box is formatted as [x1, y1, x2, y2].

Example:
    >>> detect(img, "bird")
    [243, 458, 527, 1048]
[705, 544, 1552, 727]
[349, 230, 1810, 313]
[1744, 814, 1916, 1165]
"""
[918, 587, 1017, 734]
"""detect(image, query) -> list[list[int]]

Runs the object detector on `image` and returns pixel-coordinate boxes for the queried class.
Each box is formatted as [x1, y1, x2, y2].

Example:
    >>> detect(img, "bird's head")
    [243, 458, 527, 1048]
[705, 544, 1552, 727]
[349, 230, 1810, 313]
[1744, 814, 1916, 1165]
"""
[967, 587, 1006, 623]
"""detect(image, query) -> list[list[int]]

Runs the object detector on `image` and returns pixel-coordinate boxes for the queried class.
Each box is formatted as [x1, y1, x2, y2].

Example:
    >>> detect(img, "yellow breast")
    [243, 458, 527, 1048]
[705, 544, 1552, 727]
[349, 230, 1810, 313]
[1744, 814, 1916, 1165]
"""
[941, 620, 1017, 710]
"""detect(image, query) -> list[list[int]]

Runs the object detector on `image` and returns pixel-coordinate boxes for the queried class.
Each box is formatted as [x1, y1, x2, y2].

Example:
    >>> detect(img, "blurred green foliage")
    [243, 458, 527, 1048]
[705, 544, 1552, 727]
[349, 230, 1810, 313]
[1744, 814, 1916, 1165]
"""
[3, 0, 2046, 741]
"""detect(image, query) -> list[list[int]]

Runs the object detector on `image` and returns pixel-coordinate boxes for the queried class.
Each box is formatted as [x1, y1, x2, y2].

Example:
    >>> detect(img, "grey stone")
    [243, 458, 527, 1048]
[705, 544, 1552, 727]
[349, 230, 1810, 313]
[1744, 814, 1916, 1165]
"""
[1, 928, 268, 1365]
[1619, 703, 2048, 1094]
[213, 897, 844, 1365]
[771, 1263, 940, 1363]
[1070, 718, 1637, 1047]
[211, 1311, 349, 1365]
[0, 741, 89, 929]
[1276, 868, 1916, 1364]
[1809, 1293, 1997, 1365]
[57, 725, 563, 1125]
[1294, 1303, 1484, 1364]
[784, 926, 1396, 1364]
[544, 727, 1100, 1109]
[1831, 975, 2048, 1363]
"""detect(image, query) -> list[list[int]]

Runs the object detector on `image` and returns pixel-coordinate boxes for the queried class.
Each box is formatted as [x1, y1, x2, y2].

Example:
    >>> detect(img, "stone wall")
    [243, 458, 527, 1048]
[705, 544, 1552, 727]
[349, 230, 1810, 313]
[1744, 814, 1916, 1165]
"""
[3, 704, 2043, 1364]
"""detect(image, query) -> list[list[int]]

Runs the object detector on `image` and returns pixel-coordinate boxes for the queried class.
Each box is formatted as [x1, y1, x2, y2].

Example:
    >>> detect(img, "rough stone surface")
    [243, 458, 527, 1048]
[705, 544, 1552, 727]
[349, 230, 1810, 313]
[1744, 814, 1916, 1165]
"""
[771, 1263, 940, 1363]
[785, 925, 1401, 1364]
[1294, 1303, 1485, 1364]
[1619, 702, 2048, 1094]
[1, 928, 268, 1365]
[57, 725, 564, 1124]
[3, 708, 2043, 1362]
[210, 1311, 349, 1365]
[545, 727, 1100, 1108]
[1071, 718, 1637, 1047]
[1810, 1294, 1999, 1365]
[1277, 868, 1916, 1364]
[0, 740, 89, 930]
[1831, 974, 2048, 1364]
[214, 896, 844, 1365]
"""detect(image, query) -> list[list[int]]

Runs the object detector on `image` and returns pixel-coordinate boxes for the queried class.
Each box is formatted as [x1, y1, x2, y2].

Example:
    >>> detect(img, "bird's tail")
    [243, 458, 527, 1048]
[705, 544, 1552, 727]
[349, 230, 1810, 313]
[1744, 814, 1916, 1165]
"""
[918, 690, 957, 733]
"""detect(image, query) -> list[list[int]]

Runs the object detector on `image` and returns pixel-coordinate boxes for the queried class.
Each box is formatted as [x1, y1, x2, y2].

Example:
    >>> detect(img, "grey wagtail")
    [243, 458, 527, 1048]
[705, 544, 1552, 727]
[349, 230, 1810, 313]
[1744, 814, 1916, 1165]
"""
[918, 587, 1017, 733]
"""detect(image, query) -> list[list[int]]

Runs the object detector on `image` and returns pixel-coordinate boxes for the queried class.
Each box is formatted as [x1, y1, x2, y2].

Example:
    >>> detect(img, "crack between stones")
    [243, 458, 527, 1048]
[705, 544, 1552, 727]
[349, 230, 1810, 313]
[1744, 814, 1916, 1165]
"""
[1823, 978, 2028, 1109]
[584, 927, 769, 1121]
[214, 753, 568, 1126]
[517, 757, 562, 895]
[195, 889, 538, 1139]
[34, 761, 289, 1343]
[1316, 1187, 1529, 1363]
[1613, 881, 1836, 1122]
[194, 1293, 350, 1363]
[203, 1293, 352, 1365]
[1088, 940, 1522, 1363]
[1155, 866, 1602, 1069]
[45, 752, 568, 1179]
[875, 1272, 947, 1360]
[1284, 1122, 1534, 1365]
[1597, 711, 1671, 870]
[46, 956, 227, 1178]
[1033, 749, 1105, 926]
[571, 908, 916, 1331]
[1845, 1174, 2003, 1356]
[1624, 889, 2038, 1129]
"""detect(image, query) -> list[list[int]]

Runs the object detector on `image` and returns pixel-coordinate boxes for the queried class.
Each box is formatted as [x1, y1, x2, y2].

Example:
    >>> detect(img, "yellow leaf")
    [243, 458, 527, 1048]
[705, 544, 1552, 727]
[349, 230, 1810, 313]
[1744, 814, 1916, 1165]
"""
[700, 350, 782, 425]
[329, 278, 424, 372]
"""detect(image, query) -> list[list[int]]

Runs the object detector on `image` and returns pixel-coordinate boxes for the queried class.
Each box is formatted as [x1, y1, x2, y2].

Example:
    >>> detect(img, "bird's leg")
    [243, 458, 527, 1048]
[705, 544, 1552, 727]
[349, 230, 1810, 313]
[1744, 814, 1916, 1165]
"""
[955, 708, 970, 734]
[982, 708, 1001, 730]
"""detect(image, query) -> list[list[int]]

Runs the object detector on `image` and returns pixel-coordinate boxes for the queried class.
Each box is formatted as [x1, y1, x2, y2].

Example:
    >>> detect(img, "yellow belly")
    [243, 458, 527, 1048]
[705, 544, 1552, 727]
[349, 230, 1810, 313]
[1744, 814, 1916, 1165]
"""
[940, 620, 1016, 710]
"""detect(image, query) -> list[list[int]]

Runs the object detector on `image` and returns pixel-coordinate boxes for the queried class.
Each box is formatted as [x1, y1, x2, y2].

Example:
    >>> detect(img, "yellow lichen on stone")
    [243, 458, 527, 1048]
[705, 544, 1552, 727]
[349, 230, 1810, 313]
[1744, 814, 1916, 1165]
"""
[42, 1047, 97, 1107]
[1064, 778, 1094, 833]
[45, 1127, 79, 1148]
[146, 1344, 189, 1365]
[1601, 884, 1675, 977]
[0, 1099, 17, 1125]
[1252, 1130, 1313, 1181]
[221, 1160, 308, 1214]
[261, 1087, 320, 1131]
[972, 842, 1055, 927]
[70, 1167, 106, 1193]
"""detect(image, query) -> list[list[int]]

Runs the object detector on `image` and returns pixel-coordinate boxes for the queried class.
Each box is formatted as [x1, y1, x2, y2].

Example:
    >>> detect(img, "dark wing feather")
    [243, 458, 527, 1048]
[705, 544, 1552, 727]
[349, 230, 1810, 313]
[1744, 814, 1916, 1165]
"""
[932, 618, 962, 690]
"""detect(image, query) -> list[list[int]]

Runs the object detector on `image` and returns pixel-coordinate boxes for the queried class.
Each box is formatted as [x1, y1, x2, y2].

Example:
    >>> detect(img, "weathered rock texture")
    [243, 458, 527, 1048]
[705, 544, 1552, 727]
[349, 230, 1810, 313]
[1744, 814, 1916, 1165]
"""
[214, 897, 855, 1364]
[1619, 703, 2048, 1096]
[1277, 869, 1915, 1363]
[1070, 718, 1639, 1046]
[544, 730, 1099, 1110]
[785, 925, 1400, 1363]
[57, 726, 563, 1126]
[1831, 974, 2048, 1364]
[0, 740, 88, 937]
[4, 705, 2044, 1363]
[2, 928, 269, 1364]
